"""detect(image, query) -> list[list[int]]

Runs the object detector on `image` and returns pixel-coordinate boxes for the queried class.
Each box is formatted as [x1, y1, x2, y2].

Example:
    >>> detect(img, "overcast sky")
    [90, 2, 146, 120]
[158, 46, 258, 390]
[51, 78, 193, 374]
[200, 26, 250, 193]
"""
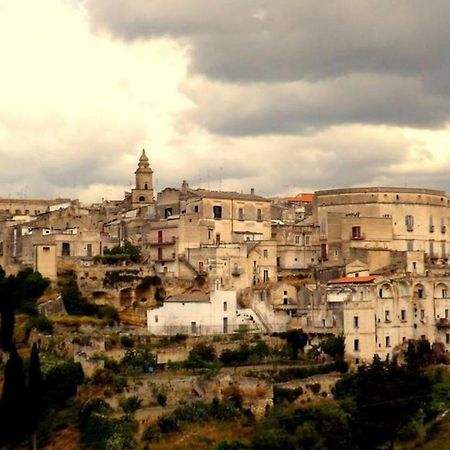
[2, 0, 450, 202]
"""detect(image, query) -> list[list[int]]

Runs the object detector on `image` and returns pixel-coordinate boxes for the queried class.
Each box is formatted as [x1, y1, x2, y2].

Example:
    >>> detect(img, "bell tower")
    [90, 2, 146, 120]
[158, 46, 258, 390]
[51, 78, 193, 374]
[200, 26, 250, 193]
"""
[131, 149, 154, 208]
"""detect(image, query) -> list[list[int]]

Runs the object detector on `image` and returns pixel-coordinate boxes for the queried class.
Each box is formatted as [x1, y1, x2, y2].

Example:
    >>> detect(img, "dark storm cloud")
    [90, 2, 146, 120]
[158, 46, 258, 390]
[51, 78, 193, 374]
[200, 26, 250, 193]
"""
[85, 0, 450, 135]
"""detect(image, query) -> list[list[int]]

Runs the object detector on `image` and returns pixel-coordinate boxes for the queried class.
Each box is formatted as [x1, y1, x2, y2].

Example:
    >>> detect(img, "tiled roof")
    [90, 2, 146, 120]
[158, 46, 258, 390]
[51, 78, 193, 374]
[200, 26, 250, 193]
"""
[287, 193, 314, 203]
[328, 276, 376, 285]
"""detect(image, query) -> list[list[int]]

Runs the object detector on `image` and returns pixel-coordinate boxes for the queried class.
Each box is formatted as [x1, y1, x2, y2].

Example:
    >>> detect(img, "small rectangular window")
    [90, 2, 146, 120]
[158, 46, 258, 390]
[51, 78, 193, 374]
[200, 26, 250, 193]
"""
[295, 235, 301, 244]
[386, 336, 391, 347]
[353, 316, 359, 328]
[401, 310, 406, 321]
[155, 315, 158, 323]
[351, 226, 361, 239]
[447, 333, 450, 344]
[420, 309, 425, 320]
[223, 302, 227, 312]
[238, 208, 244, 220]
[405, 215, 414, 231]
[385, 310, 391, 322]
[304, 235, 311, 246]
[213, 205, 222, 219]
[164, 207, 173, 218]
[354, 339, 359, 351]
[257, 208, 262, 221]
[194, 205, 199, 213]
[263, 249, 268, 258]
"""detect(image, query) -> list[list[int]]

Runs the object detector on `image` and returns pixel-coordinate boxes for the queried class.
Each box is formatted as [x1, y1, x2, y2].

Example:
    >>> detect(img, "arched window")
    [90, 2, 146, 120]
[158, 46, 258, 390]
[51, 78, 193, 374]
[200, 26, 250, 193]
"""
[144, 183, 148, 190]
[435, 283, 448, 299]
[139, 196, 145, 202]
[378, 283, 393, 299]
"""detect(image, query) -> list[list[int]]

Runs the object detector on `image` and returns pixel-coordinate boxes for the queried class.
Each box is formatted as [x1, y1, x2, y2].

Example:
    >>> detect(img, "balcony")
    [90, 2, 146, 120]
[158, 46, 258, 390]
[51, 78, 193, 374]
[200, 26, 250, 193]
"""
[436, 318, 450, 328]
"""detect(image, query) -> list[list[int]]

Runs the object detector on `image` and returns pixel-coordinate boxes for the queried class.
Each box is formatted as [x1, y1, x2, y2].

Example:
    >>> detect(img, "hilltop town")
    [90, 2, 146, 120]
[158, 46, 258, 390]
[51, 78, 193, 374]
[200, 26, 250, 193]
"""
[1, 149, 450, 448]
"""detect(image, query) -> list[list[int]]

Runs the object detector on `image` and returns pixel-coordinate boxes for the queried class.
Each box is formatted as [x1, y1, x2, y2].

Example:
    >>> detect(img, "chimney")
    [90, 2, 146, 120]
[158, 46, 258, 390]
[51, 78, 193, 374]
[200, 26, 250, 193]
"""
[250, 188, 255, 195]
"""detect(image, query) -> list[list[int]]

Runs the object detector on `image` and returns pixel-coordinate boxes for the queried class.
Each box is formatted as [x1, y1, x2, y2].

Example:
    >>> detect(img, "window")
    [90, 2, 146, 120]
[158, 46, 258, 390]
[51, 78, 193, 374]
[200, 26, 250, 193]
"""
[263, 270, 269, 282]
[353, 316, 359, 328]
[62, 242, 70, 256]
[430, 216, 435, 232]
[223, 302, 227, 312]
[238, 208, 244, 220]
[144, 183, 148, 190]
[263, 249, 268, 258]
[442, 241, 447, 259]
[257, 208, 262, 221]
[86, 243, 92, 257]
[194, 205, 199, 213]
[386, 336, 391, 347]
[0, 242, 3, 256]
[405, 215, 414, 231]
[420, 309, 425, 320]
[401, 310, 406, 321]
[385, 310, 391, 322]
[443, 289, 448, 299]
[295, 235, 301, 244]
[139, 196, 145, 202]
[446, 333, 450, 344]
[213, 205, 222, 219]
[215, 234, 221, 245]
[164, 207, 172, 218]
[320, 218, 327, 234]
[445, 309, 449, 319]
[354, 339, 360, 351]
[407, 241, 414, 251]
[430, 241, 435, 258]
[199, 261, 204, 272]
[304, 235, 311, 246]
[351, 226, 361, 239]
[155, 315, 158, 323]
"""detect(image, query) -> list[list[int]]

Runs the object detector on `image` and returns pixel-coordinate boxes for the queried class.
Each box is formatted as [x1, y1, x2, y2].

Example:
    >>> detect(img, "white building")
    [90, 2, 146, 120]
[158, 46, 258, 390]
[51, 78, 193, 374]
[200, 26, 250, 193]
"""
[146, 287, 239, 335]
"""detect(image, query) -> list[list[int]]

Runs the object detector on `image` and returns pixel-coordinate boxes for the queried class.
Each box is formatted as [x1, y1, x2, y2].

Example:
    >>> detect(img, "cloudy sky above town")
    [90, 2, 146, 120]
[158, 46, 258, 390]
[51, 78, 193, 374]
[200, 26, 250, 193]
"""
[2, 0, 450, 202]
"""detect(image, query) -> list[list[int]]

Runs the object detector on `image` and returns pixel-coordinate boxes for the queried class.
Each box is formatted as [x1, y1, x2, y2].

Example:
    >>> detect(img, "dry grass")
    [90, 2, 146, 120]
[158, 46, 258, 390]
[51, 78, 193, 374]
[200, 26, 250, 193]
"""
[147, 421, 255, 450]
[51, 315, 108, 326]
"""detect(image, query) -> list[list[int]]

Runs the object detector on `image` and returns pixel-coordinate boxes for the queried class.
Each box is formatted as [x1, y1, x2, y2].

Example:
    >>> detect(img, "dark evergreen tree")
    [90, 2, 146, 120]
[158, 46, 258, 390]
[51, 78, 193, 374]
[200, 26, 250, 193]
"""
[0, 346, 28, 445]
[28, 343, 43, 449]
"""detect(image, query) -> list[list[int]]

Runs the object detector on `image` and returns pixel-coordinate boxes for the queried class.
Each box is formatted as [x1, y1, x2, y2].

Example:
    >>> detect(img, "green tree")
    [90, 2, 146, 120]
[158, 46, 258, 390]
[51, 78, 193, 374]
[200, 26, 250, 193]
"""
[320, 334, 345, 360]
[282, 329, 309, 360]
[333, 355, 432, 449]
[119, 396, 142, 414]
[0, 346, 27, 445]
[28, 343, 43, 450]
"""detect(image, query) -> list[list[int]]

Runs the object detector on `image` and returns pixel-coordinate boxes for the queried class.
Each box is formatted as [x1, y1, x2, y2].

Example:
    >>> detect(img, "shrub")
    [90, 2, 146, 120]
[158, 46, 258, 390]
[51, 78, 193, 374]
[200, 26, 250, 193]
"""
[25, 315, 54, 335]
[119, 396, 142, 414]
[120, 335, 134, 348]
[157, 392, 167, 407]
[213, 440, 249, 450]
[157, 414, 180, 434]
[273, 386, 304, 404]
[185, 343, 217, 368]
[121, 348, 156, 373]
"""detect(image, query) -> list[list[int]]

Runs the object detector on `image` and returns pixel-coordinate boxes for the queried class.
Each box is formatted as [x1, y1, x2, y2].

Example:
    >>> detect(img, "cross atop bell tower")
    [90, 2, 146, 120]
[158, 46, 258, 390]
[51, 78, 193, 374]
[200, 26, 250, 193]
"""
[131, 148, 154, 208]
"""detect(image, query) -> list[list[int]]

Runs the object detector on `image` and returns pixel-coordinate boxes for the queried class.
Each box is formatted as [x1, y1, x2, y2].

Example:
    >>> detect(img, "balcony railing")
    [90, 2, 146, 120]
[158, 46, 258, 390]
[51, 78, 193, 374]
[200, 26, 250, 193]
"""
[350, 233, 365, 240]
